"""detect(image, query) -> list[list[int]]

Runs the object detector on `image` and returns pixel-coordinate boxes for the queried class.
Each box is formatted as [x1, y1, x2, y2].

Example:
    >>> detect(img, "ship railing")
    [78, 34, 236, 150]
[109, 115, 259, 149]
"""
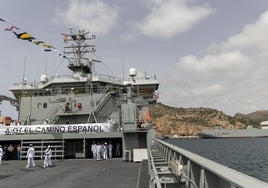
[12, 73, 157, 87]
[35, 104, 64, 125]
[148, 138, 268, 188]
[93, 92, 112, 114]
[93, 73, 157, 81]
[148, 145, 163, 188]
[13, 85, 118, 97]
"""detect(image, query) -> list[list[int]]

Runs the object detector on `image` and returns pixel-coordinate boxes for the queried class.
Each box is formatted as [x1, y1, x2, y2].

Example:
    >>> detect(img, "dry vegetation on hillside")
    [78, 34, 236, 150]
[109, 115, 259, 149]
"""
[149, 103, 263, 137]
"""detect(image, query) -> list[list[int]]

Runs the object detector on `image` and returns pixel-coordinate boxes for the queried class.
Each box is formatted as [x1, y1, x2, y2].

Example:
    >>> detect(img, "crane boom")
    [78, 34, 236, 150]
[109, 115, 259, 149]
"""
[0, 95, 18, 109]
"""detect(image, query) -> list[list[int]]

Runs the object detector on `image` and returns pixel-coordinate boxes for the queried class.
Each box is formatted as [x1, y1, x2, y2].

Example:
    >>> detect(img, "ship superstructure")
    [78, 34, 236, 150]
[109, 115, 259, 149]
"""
[1, 29, 159, 160]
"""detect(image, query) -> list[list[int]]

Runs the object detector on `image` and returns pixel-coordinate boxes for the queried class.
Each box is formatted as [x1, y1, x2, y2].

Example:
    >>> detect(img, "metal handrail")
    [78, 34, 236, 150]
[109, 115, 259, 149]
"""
[147, 143, 162, 188]
[148, 138, 268, 188]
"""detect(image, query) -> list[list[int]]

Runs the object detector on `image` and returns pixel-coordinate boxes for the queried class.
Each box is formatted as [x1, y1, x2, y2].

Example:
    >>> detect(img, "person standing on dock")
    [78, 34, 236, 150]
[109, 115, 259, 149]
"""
[108, 141, 113, 158]
[102, 142, 108, 160]
[7, 144, 14, 160]
[26, 144, 35, 168]
[17, 144, 21, 160]
[96, 142, 102, 161]
[3, 145, 8, 160]
[43, 145, 52, 168]
[91, 141, 97, 159]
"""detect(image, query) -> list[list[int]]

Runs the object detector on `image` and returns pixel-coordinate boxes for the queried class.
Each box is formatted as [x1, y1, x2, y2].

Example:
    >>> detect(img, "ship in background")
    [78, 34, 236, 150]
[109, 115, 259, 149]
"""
[0, 29, 159, 160]
[198, 122, 268, 138]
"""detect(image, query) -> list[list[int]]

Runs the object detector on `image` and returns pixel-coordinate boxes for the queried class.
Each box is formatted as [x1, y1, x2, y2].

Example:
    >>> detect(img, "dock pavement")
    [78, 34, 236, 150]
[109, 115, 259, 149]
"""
[0, 158, 144, 188]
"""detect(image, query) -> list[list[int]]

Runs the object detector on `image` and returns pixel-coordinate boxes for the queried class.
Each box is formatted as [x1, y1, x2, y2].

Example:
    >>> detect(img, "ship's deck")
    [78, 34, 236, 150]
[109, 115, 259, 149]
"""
[0, 159, 145, 188]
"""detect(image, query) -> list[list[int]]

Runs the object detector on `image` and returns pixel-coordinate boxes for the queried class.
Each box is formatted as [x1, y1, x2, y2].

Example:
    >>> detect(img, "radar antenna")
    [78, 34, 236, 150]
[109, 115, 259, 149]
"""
[62, 29, 96, 75]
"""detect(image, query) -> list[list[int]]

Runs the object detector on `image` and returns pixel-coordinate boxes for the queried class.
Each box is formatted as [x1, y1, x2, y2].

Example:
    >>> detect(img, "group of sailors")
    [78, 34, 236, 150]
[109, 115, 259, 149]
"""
[0, 144, 52, 168]
[0, 141, 122, 167]
[91, 141, 121, 160]
[23, 144, 52, 168]
[25, 144, 52, 168]
[0, 144, 21, 162]
[25, 144, 53, 168]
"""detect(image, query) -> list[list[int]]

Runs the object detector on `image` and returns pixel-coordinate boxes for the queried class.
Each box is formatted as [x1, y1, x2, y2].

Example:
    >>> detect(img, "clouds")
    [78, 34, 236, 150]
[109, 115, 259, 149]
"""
[52, 1, 268, 115]
[55, 0, 214, 39]
[178, 51, 250, 77]
[166, 51, 251, 99]
[222, 11, 268, 55]
[2, 1, 268, 117]
[161, 10, 268, 115]
[55, 0, 119, 36]
[136, 0, 215, 39]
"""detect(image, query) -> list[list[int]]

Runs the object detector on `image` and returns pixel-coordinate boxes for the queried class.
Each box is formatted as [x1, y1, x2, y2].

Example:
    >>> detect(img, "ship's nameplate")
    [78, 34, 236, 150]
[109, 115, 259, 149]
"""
[0, 123, 112, 135]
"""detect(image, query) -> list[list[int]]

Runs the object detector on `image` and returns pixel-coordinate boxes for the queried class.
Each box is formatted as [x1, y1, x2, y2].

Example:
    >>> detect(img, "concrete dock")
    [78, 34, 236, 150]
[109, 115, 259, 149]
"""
[0, 159, 142, 188]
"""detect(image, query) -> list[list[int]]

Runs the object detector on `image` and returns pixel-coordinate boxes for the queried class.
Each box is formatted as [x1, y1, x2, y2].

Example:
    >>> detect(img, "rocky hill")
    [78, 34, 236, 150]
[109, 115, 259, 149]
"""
[149, 103, 267, 137]
[234, 110, 268, 125]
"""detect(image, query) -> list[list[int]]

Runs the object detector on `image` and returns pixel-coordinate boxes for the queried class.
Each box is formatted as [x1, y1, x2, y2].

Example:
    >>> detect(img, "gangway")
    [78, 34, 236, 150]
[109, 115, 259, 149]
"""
[148, 138, 268, 188]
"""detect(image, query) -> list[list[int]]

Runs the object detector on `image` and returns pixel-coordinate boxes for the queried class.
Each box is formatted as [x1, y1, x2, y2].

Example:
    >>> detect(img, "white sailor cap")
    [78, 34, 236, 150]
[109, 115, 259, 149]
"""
[48, 145, 51, 148]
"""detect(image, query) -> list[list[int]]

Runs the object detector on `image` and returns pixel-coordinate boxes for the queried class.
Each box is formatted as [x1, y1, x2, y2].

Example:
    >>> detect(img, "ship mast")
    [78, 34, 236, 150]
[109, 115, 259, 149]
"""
[62, 28, 96, 76]
[62, 28, 97, 123]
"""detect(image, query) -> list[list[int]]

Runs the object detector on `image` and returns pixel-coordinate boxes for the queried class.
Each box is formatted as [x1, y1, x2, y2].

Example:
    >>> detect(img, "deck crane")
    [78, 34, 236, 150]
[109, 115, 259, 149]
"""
[0, 95, 19, 110]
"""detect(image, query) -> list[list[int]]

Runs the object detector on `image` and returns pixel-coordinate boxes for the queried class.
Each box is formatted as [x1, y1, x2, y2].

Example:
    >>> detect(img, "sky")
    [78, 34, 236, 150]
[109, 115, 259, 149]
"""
[1, 0, 268, 118]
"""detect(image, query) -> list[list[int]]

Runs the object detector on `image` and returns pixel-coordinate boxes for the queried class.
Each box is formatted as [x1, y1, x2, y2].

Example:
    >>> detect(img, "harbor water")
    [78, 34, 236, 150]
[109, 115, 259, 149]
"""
[166, 138, 268, 183]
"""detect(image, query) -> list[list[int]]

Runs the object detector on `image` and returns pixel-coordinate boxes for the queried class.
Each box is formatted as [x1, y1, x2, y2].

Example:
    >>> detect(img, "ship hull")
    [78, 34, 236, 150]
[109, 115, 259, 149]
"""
[199, 128, 268, 138]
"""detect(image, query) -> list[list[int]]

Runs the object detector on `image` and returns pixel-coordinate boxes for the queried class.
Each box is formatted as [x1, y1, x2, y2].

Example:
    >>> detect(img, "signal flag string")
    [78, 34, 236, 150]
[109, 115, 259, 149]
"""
[0, 17, 70, 59]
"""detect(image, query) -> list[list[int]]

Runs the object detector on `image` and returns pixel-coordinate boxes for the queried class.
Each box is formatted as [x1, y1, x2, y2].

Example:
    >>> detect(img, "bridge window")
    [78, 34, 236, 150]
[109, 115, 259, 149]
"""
[37, 103, 42, 109]
[43, 103, 48, 108]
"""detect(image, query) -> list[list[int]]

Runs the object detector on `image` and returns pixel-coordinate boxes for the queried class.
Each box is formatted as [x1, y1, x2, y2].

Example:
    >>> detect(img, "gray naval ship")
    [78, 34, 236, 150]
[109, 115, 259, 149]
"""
[1, 30, 268, 187]
[198, 123, 268, 138]
[0, 29, 159, 161]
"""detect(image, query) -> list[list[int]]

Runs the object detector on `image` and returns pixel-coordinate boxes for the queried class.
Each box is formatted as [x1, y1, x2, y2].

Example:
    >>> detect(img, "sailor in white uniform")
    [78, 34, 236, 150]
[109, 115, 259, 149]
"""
[96, 142, 102, 160]
[91, 141, 97, 159]
[43, 145, 52, 168]
[26, 144, 35, 168]
[102, 142, 108, 160]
